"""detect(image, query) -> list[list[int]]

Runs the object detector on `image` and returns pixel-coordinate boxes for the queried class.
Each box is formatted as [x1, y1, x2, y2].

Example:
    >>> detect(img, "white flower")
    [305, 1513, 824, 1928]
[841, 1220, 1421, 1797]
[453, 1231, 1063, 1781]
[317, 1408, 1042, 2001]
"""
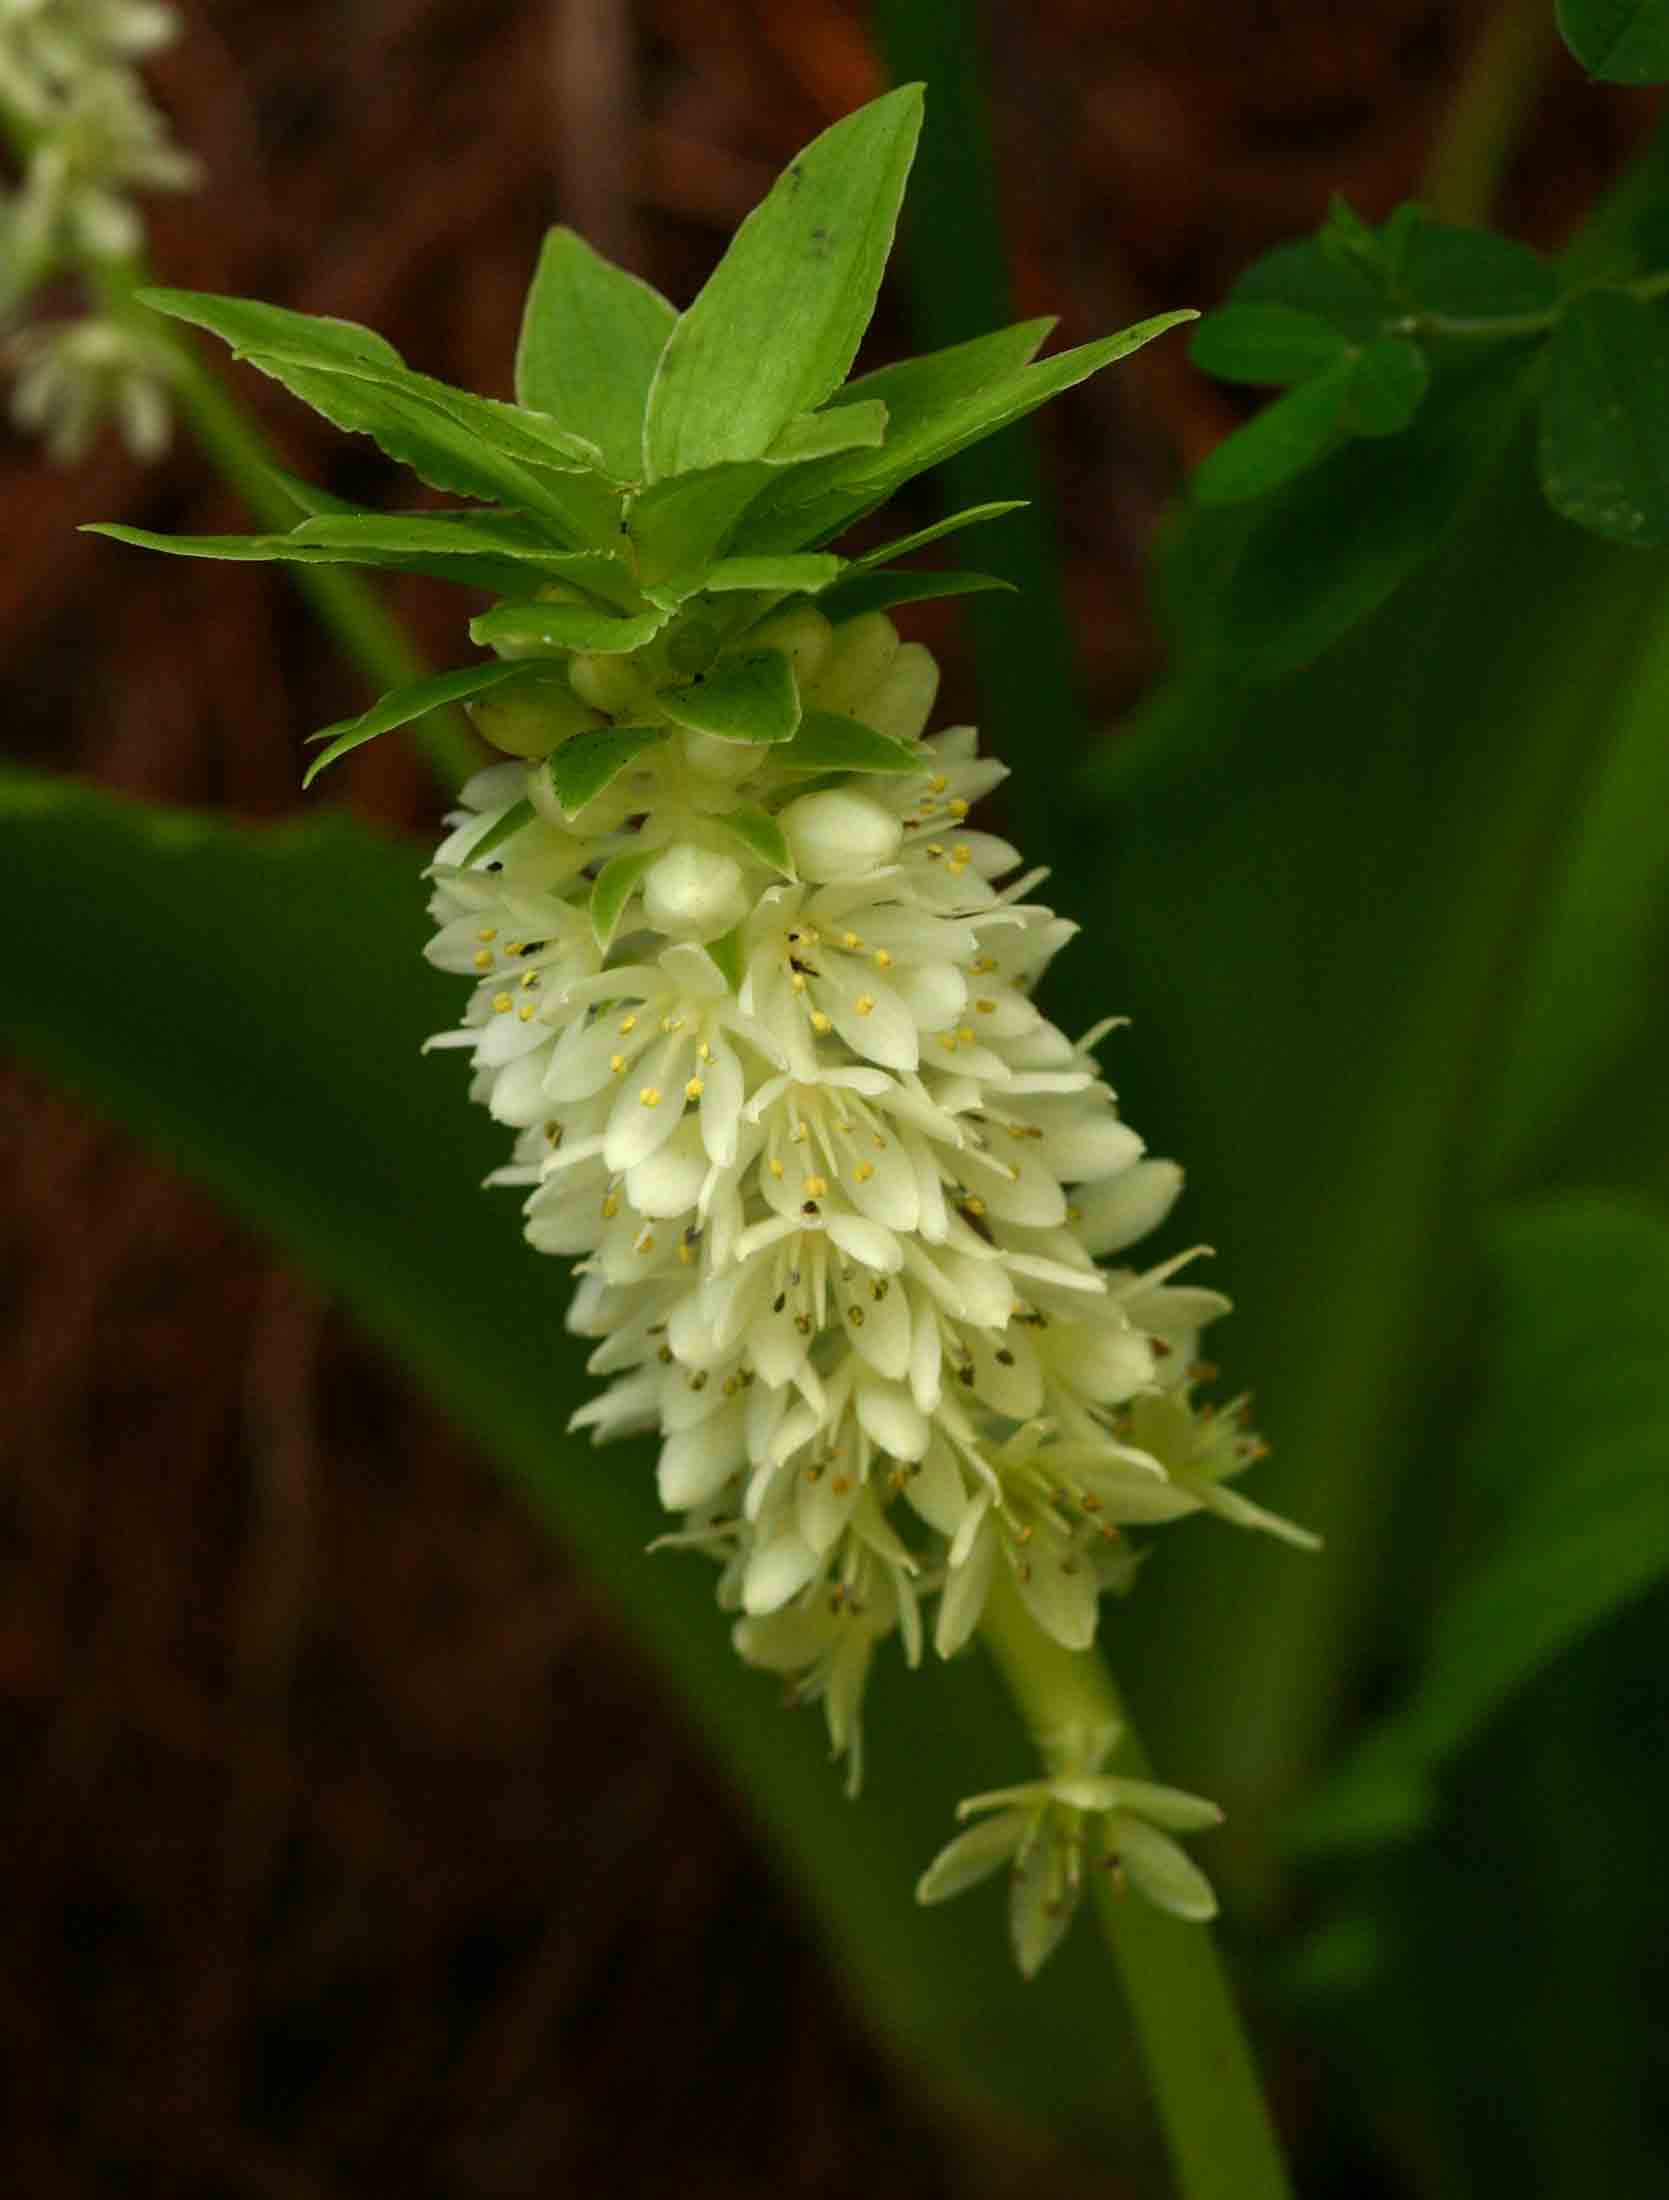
[916, 1720, 1223, 1975]
[425, 605, 1304, 1807]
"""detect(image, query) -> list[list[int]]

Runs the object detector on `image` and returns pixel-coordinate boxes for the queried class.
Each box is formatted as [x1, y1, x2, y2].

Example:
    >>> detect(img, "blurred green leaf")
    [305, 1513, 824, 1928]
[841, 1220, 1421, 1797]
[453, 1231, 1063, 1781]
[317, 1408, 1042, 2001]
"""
[644, 87, 923, 477]
[514, 227, 675, 480]
[1296, 1194, 1669, 1853]
[1396, 220, 1558, 318]
[1191, 363, 1354, 506]
[1226, 239, 1384, 343]
[1558, 0, 1669, 82]
[659, 648, 801, 744]
[0, 763, 1168, 2156]
[1347, 339, 1429, 434]
[1188, 303, 1351, 386]
[1540, 291, 1669, 544]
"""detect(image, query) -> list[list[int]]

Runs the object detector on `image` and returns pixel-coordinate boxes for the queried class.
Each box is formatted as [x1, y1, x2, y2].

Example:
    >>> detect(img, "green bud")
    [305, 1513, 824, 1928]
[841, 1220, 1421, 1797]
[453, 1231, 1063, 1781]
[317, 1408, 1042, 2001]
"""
[468, 675, 602, 759]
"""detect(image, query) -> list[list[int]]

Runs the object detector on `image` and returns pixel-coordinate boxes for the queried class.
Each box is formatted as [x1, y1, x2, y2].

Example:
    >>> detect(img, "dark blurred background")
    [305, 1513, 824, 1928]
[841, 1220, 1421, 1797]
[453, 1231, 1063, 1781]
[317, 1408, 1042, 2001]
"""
[0, 4, 1654, 2193]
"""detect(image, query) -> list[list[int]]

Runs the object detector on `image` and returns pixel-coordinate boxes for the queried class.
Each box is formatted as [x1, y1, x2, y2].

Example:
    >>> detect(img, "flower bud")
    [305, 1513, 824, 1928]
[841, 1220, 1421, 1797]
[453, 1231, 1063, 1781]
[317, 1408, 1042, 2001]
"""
[569, 650, 649, 716]
[746, 605, 833, 690]
[861, 641, 938, 742]
[468, 677, 602, 759]
[642, 843, 750, 941]
[808, 612, 899, 718]
[680, 726, 759, 787]
[779, 789, 903, 883]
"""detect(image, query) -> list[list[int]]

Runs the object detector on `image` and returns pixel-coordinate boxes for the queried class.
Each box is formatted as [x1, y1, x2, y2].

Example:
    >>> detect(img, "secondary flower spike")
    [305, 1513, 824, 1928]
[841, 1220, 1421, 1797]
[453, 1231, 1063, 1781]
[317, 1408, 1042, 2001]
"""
[99, 83, 1315, 1973]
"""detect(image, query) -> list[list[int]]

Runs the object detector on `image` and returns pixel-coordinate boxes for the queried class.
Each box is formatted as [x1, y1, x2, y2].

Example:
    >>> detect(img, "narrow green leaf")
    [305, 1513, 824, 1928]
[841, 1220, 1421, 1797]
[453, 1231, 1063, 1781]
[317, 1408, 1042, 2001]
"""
[1347, 339, 1429, 437]
[456, 798, 536, 867]
[589, 845, 659, 950]
[84, 519, 546, 596]
[849, 500, 1028, 569]
[763, 400, 889, 465]
[303, 660, 539, 786]
[547, 723, 666, 816]
[776, 708, 923, 774]
[139, 286, 404, 368]
[1557, 0, 1669, 83]
[643, 86, 923, 476]
[290, 513, 615, 570]
[815, 568, 1013, 620]
[658, 648, 801, 745]
[1539, 291, 1669, 545]
[468, 601, 668, 654]
[700, 554, 845, 595]
[1188, 303, 1352, 387]
[1191, 361, 1354, 506]
[515, 227, 676, 480]
[714, 803, 795, 877]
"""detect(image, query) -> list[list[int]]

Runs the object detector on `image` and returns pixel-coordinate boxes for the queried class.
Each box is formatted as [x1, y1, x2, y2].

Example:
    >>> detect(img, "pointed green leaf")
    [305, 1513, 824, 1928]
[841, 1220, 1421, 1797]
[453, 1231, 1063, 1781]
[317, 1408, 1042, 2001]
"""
[658, 648, 801, 744]
[625, 462, 776, 591]
[1540, 291, 1669, 545]
[850, 500, 1028, 570]
[589, 845, 659, 950]
[1557, 0, 1669, 82]
[1223, 238, 1385, 344]
[83, 520, 552, 597]
[468, 600, 669, 654]
[816, 568, 1013, 620]
[515, 227, 676, 480]
[302, 660, 535, 785]
[643, 86, 923, 476]
[456, 798, 536, 866]
[139, 286, 404, 367]
[763, 400, 889, 465]
[714, 803, 795, 877]
[700, 553, 845, 596]
[776, 708, 923, 774]
[547, 723, 666, 816]
[1191, 361, 1355, 506]
[1395, 218, 1557, 318]
[1188, 303, 1352, 387]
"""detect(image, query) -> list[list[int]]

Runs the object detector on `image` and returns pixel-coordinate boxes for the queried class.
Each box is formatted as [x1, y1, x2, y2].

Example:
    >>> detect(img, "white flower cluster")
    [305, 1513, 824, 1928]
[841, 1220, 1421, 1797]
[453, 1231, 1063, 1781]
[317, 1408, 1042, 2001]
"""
[426, 604, 1310, 1806]
[0, 0, 195, 455]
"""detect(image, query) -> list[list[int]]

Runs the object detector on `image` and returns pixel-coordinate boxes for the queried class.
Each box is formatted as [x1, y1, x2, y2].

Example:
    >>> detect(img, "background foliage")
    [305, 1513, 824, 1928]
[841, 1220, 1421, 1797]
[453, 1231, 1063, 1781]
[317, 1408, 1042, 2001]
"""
[3, 4, 1667, 2196]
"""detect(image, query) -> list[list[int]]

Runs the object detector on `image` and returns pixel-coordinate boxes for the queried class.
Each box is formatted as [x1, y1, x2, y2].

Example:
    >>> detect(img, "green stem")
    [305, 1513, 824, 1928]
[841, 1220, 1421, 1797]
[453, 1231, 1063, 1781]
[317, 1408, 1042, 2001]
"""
[978, 1574, 1292, 2200]
[1, 99, 478, 793]
[1422, 0, 1560, 228]
[1394, 268, 1669, 345]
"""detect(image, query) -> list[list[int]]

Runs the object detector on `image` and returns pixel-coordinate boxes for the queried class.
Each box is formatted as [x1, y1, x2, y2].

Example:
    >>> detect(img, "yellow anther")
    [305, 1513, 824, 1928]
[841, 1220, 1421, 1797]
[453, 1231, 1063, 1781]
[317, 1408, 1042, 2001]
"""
[609, 1052, 627, 1075]
[545, 1121, 563, 1146]
[963, 1196, 986, 1218]
[697, 1041, 713, 1061]
[929, 774, 948, 793]
[492, 992, 513, 1013]
[803, 1174, 829, 1198]
[685, 1077, 705, 1101]
[975, 997, 996, 1014]
[874, 948, 893, 970]
[841, 930, 861, 949]
[790, 972, 807, 993]
[853, 994, 875, 1016]
[926, 842, 946, 859]
[639, 1086, 662, 1108]
[662, 1015, 683, 1033]
[678, 1238, 695, 1266]
[957, 1025, 976, 1045]
[637, 1233, 656, 1255]
[949, 798, 969, 818]
[619, 1013, 638, 1034]
[504, 942, 524, 956]
[810, 1011, 833, 1035]
[855, 1162, 875, 1183]
[601, 1193, 620, 1219]
[974, 956, 998, 975]
[472, 948, 493, 971]
[518, 1004, 535, 1022]
[939, 1032, 958, 1052]
[951, 845, 971, 865]
[790, 1124, 808, 1143]
[520, 970, 539, 989]
[477, 927, 498, 943]
[769, 1158, 785, 1179]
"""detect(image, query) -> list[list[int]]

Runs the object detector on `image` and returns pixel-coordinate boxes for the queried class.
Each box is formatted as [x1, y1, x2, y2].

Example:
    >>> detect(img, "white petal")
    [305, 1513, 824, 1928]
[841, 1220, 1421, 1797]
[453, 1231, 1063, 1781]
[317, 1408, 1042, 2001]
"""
[915, 1811, 1028, 1904]
[856, 1378, 929, 1462]
[742, 1533, 822, 1614]
[1077, 1160, 1184, 1255]
[657, 1411, 747, 1510]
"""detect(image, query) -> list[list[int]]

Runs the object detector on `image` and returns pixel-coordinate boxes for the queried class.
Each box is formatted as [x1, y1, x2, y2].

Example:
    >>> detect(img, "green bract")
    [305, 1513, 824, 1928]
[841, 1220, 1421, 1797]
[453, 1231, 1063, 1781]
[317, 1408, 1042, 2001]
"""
[89, 86, 1191, 784]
